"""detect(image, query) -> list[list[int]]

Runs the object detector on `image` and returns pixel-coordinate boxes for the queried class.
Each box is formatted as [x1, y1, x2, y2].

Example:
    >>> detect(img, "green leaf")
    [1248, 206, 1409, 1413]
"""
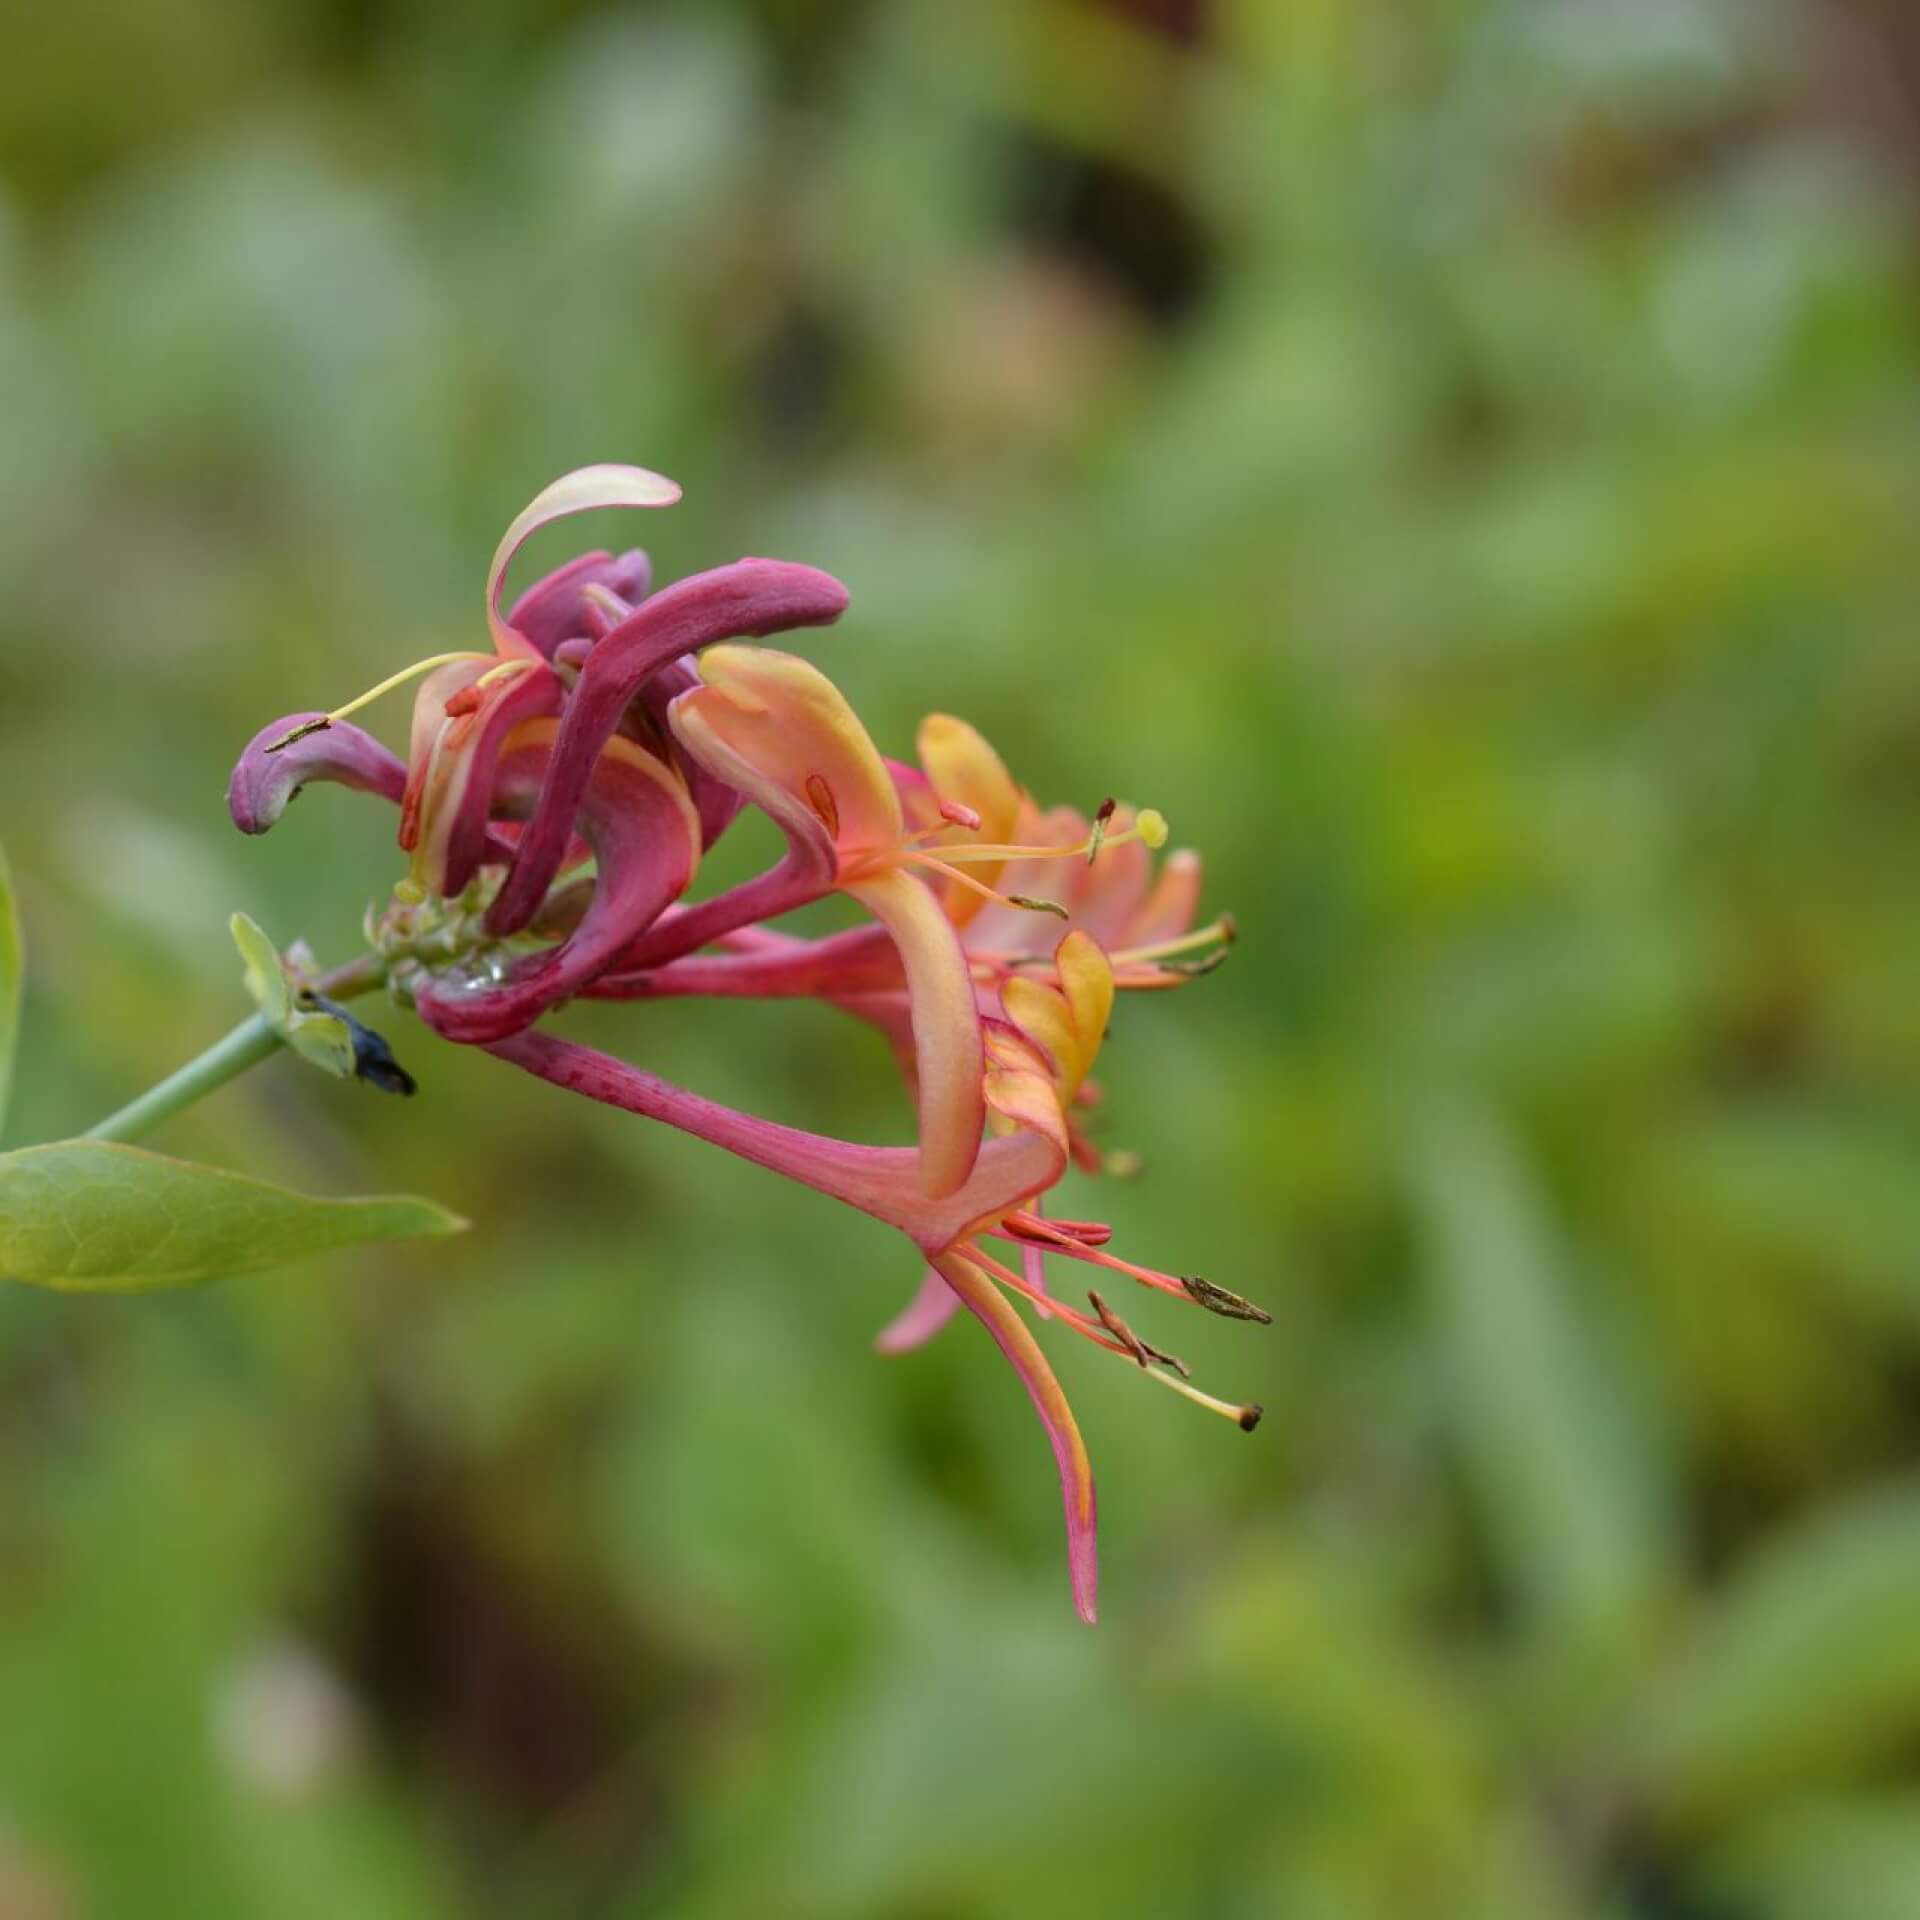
[1409, 1104, 1678, 1652]
[0, 1140, 465, 1292]
[230, 911, 356, 1079]
[1636, 1482, 1920, 1832]
[0, 836, 20, 1138]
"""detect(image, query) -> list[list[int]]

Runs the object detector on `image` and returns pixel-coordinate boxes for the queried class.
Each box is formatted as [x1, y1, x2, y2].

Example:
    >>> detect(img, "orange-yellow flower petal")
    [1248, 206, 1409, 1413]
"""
[487, 463, 682, 659]
[933, 1250, 1099, 1624]
[669, 645, 903, 862]
[915, 713, 1023, 927]
[845, 866, 986, 1199]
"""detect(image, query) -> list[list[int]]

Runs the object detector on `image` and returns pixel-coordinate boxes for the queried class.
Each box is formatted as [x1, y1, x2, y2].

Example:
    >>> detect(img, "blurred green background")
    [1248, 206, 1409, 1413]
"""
[5, 0, 1920, 1913]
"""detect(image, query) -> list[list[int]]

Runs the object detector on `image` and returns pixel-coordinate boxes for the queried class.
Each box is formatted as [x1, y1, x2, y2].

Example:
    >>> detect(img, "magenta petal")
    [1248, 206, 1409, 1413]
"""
[934, 1252, 1099, 1624]
[488, 559, 851, 935]
[483, 1029, 1062, 1254]
[637, 656, 745, 850]
[505, 550, 654, 657]
[229, 713, 407, 834]
[415, 740, 699, 1044]
[436, 664, 567, 899]
[875, 1266, 961, 1353]
[592, 923, 898, 999]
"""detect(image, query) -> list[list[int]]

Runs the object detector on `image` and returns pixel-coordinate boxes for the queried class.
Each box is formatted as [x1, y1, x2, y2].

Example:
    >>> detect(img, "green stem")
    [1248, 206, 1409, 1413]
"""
[84, 1014, 282, 1144]
[82, 954, 385, 1147]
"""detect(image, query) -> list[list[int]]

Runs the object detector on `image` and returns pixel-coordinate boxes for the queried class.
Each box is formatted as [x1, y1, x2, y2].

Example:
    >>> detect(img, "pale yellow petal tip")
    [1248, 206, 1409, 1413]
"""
[1136, 809, 1169, 849]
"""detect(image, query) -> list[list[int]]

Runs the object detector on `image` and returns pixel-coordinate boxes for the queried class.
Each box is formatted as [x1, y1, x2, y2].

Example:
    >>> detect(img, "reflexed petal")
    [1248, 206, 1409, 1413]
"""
[845, 867, 985, 1199]
[672, 645, 902, 860]
[1001, 977, 1081, 1088]
[637, 656, 744, 850]
[415, 727, 701, 1044]
[916, 714, 1022, 927]
[506, 549, 654, 657]
[875, 1265, 961, 1353]
[982, 1020, 1070, 1151]
[1054, 931, 1114, 1076]
[487, 464, 681, 659]
[228, 714, 407, 834]
[933, 1251, 1099, 1624]
[1125, 847, 1204, 947]
[490, 562, 850, 934]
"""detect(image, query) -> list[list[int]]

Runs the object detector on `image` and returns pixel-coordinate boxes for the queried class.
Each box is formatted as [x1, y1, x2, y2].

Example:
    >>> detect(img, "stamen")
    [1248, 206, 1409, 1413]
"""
[923, 810, 1169, 868]
[1006, 894, 1070, 920]
[990, 1217, 1188, 1303]
[1088, 1291, 1190, 1376]
[1142, 1368, 1264, 1429]
[899, 852, 1053, 916]
[1085, 797, 1117, 866]
[966, 1247, 1129, 1356]
[262, 652, 490, 752]
[972, 1245, 1260, 1429]
[1005, 1211, 1111, 1247]
[939, 800, 983, 831]
[1110, 915, 1239, 968]
[1181, 1275, 1274, 1325]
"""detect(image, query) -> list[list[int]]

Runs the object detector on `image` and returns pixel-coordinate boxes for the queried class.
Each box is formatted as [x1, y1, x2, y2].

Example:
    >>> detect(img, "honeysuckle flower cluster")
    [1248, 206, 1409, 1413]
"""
[230, 465, 1249, 1621]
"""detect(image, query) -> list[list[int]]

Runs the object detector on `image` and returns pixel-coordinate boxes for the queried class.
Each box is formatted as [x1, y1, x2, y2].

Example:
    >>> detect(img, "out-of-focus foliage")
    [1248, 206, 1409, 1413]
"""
[4, 0, 1920, 1913]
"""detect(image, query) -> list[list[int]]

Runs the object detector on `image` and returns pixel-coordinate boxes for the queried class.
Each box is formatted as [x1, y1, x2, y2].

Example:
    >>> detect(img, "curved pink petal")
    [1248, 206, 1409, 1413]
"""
[483, 1029, 1062, 1255]
[415, 731, 700, 1044]
[636, 655, 745, 851]
[487, 464, 681, 660]
[505, 549, 654, 657]
[589, 923, 901, 999]
[229, 714, 406, 834]
[844, 867, 987, 1200]
[933, 1250, 1098, 1624]
[489, 559, 850, 935]
[875, 1266, 961, 1353]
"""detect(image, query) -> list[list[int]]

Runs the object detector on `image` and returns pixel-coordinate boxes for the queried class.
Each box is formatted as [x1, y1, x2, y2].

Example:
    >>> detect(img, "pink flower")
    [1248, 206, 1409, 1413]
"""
[227, 464, 1258, 1622]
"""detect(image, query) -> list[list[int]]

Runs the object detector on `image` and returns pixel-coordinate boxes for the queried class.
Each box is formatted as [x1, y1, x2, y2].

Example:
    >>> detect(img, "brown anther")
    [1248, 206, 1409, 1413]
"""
[442, 686, 485, 719]
[264, 718, 331, 754]
[1218, 912, 1239, 944]
[1086, 796, 1118, 866]
[804, 774, 840, 837]
[1181, 1276, 1273, 1325]
[1008, 894, 1070, 919]
[1237, 1404, 1264, 1433]
[1162, 950, 1230, 979]
[1089, 1291, 1191, 1377]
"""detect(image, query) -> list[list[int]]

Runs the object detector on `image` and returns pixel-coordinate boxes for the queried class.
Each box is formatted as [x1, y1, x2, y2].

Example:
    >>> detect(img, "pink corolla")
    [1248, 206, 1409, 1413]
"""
[228, 464, 1257, 1621]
